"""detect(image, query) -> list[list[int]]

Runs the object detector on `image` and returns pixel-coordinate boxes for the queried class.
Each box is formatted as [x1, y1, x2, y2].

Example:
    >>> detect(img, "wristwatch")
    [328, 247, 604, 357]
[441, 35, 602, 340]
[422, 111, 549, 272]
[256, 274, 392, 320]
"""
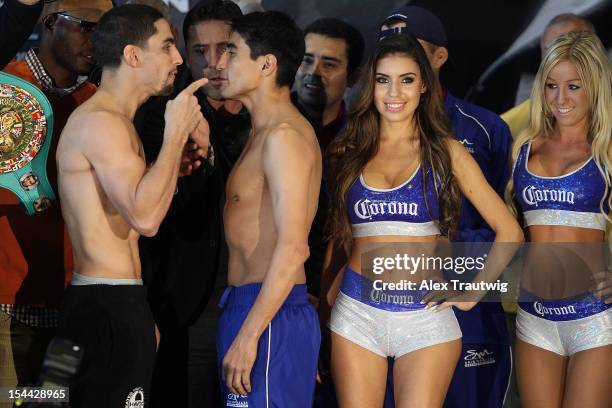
[206, 143, 215, 167]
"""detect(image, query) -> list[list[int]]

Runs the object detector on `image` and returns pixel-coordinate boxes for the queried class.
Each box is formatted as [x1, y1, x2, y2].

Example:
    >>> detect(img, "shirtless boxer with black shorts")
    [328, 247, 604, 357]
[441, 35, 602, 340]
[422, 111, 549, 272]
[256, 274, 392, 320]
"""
[56, 5, 208, 407]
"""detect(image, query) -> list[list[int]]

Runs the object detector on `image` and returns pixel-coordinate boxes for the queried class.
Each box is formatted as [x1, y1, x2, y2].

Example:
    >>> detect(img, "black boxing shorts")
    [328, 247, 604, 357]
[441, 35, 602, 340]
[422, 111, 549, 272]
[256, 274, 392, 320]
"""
[59, 283, 156, 408]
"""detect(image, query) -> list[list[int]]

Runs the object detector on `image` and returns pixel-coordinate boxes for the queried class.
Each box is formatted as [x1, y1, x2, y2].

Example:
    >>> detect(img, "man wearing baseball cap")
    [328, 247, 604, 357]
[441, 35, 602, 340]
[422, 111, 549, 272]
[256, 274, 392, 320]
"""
[379, 5, 513, 408]
[41, 0, 111, 23]
[0, 0, 111, 394]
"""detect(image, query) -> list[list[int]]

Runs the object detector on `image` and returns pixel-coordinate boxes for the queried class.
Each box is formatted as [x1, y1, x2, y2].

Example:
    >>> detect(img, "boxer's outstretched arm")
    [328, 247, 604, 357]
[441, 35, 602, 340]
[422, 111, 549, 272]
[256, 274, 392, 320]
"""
[79, 112, 182, 236]
[222, 126, 320, 396]
[78, 79, 207, 236]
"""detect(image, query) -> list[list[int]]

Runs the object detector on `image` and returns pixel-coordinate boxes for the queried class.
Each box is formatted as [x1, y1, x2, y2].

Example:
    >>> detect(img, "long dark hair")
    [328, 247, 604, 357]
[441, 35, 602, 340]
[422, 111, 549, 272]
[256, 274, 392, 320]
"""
[327, 34, 461, 245]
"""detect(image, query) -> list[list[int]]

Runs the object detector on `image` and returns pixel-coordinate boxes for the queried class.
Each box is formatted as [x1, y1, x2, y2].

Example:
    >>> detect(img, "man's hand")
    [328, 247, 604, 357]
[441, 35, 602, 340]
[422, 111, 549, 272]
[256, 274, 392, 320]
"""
[190, 116, 210, 153]
[17, 0, 40, 5]
[179, 142, 204, 177]
[164, 78, 208, 145]
[179, 116, 211, 176]
[222, 331, 259, 397]
[316, 326, 332, 385]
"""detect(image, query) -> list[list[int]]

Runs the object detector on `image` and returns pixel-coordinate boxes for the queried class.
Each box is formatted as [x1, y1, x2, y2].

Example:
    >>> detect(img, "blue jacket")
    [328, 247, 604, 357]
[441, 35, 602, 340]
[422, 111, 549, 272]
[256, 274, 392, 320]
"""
[444, 93, 512, 345]
[444, 93, 512, 243]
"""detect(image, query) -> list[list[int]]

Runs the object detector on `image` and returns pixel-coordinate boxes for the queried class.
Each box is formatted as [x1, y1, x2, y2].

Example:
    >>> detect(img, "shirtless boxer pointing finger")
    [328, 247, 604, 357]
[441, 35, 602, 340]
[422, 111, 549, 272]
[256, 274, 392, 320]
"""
[55, 5, 208, 408]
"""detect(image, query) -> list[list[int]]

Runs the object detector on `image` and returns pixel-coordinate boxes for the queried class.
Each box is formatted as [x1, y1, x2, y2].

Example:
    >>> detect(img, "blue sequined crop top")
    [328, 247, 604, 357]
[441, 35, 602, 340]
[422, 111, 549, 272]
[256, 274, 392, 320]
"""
[347, 165, 441, 237]
[512, 142, 610, 230]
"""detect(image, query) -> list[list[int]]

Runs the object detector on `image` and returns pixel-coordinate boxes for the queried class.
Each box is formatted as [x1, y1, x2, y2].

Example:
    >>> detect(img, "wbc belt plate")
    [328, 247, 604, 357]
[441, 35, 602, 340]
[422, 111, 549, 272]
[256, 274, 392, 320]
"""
[0, 71, 55, 215]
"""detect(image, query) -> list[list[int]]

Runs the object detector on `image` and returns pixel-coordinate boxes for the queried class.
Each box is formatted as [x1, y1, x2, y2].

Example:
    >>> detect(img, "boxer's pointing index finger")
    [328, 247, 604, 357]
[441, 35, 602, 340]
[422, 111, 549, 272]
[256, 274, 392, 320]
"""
[183, 78, 209, 95]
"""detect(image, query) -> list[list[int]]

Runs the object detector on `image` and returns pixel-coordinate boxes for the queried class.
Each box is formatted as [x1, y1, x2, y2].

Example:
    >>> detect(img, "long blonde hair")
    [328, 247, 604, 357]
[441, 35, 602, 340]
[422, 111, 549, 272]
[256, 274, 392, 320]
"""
[506, 32, 612, 222]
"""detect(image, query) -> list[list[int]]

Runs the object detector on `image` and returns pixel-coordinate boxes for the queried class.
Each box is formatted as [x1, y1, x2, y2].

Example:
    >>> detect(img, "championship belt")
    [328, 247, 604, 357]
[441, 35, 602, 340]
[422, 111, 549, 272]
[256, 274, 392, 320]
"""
[0, 72, 55, 215]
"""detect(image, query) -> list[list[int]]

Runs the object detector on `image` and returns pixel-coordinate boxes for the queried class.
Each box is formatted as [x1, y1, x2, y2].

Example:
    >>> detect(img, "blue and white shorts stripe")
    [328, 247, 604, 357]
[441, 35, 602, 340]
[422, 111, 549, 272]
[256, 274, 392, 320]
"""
[217, 283, 320, 408]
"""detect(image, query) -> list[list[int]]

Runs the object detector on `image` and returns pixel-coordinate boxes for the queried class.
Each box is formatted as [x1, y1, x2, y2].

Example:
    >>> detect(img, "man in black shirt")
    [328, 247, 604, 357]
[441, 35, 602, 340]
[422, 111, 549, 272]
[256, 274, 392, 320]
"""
[178, 2, 249, 407]
[0, 0, 43, 69]
[293, 19, 364, 406]
[294, 17, 364, 301]
[132, 2, 247, 406]
[295, 18, 364, 153]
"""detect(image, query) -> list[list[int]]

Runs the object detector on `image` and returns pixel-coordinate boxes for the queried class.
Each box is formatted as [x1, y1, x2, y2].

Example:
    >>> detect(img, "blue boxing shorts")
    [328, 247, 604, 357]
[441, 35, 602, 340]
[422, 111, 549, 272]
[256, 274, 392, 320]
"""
[217, 283, 320, 408]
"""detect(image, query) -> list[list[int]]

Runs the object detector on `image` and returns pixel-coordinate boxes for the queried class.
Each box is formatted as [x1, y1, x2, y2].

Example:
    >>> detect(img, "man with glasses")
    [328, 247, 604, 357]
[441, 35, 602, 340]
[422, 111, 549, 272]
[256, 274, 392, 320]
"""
[7, 0, 111, 89]
[0, 0, 111, 395]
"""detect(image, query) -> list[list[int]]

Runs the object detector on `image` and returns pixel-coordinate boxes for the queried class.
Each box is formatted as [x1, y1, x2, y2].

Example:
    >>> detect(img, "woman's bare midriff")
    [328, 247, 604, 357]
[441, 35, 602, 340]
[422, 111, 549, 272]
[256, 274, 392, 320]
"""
[347, 234, 440, 273]
[522, 225, 606, 298]
[526, 225, 604, 243]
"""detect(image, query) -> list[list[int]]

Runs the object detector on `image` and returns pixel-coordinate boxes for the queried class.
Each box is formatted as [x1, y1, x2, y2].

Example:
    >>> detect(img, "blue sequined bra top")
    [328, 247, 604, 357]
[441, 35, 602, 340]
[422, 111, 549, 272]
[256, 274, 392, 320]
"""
[347, 164, 441, 237]
[512, 142, 610, 230]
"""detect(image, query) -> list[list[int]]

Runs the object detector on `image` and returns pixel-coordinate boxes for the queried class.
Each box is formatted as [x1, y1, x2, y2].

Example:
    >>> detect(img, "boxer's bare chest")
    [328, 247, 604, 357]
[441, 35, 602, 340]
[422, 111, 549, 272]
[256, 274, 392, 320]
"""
[225, 132, 267, 214]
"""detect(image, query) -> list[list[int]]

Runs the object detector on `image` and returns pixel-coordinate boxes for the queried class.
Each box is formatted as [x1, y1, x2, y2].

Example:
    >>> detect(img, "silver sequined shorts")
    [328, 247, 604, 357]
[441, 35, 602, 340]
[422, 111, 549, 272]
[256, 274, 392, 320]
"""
[516, 307, 612, 356]
[329, 291, 462, 358]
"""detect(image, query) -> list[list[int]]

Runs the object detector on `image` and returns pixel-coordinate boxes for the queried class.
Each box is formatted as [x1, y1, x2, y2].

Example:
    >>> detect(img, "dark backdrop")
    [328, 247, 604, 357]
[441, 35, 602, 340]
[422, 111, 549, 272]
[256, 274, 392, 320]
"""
[15, 0, 609, 114]
[137, 0, 612, 113]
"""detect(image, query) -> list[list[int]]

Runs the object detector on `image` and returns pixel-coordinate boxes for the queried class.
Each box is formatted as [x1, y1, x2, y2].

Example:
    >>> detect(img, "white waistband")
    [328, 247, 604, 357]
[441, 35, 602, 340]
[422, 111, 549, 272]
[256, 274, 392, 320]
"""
[351, 220, 440, 237]
[524, 209, 607, 231]
[71, 271, 143, 286]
